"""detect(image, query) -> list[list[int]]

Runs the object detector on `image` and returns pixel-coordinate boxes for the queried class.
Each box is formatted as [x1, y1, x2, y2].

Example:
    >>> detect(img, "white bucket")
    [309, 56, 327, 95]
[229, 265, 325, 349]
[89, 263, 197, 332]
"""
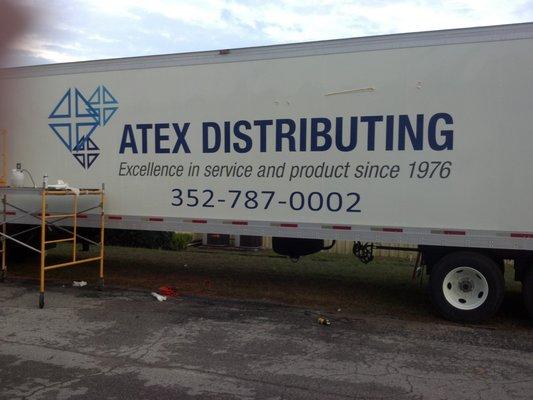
[9, 169, 24, 187]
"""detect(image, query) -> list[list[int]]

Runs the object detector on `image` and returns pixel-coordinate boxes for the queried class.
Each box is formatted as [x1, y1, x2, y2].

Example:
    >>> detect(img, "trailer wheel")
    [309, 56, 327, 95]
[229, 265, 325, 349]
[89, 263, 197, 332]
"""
[429, 252, 504, 323]
[523, 267, 533, 318]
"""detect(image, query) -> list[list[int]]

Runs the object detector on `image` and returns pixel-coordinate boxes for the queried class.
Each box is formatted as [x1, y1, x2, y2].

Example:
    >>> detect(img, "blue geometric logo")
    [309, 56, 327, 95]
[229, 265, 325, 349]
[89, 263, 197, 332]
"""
[48, 85, 119, 169]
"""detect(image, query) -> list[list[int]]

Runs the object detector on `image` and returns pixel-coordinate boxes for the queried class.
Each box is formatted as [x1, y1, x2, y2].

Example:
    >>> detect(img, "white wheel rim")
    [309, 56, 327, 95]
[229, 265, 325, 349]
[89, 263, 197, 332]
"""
[442, 267, 489, 310]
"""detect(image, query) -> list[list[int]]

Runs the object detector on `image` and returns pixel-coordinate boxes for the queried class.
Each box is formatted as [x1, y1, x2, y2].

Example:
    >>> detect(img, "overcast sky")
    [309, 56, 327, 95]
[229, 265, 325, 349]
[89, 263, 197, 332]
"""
[5, 0, 533, 67]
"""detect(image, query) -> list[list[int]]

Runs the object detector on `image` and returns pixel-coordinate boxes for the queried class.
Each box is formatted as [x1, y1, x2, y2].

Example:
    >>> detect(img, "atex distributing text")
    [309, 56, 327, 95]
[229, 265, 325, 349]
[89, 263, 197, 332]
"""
[118, 113, 454, 154]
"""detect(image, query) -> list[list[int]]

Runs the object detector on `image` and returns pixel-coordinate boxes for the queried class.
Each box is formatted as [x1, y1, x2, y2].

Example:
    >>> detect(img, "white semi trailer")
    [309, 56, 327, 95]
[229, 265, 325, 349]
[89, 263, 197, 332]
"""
[1, 23, 533, 322]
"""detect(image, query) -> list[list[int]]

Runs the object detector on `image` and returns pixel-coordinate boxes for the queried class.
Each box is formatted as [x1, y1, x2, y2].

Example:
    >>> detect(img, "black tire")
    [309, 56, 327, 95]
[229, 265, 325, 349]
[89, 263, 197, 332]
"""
[523, 267, 533, 318]
[429, 252, 504, 323]
[38, 293, 45, 309]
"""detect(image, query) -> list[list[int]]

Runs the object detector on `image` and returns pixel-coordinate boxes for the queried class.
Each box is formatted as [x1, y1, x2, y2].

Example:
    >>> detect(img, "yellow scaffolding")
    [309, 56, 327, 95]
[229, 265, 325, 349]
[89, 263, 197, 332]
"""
[0, 129, 6, 186]
[0, 183, 105, 308]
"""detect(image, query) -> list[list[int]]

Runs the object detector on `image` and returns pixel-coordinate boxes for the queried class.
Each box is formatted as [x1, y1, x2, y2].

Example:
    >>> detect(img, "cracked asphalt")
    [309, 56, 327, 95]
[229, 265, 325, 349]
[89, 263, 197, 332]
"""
[0, 283, 532, 400]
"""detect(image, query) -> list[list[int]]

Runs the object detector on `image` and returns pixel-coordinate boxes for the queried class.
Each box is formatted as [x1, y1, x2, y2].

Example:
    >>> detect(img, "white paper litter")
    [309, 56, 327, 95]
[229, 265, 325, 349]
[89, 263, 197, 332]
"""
[48, 180, 80, 195]
[72, 281, 87, 287]
[151, 292, 167, 302]
[47, 180, 68, 190]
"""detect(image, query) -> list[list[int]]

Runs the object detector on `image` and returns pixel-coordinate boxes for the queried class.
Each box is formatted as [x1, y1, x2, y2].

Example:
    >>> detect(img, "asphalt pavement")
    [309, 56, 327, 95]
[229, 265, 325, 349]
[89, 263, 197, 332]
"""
[0, 283, 532, 400]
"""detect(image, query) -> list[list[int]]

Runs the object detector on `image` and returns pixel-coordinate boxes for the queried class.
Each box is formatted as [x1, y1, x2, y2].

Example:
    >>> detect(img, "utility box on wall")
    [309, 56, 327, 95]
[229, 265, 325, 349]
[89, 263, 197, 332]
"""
[238, 235, 263, 249]
[204, 233, 231, 246]
[202, 234, 263, 249]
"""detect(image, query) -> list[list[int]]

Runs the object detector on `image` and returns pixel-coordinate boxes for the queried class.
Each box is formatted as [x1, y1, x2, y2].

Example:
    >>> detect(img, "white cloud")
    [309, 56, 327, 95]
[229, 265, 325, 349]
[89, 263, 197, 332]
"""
[14, 36, 83, 64]
[87, 34, 118, 44]
[6, 0, 533, 65]
[82, 0, 533, 42]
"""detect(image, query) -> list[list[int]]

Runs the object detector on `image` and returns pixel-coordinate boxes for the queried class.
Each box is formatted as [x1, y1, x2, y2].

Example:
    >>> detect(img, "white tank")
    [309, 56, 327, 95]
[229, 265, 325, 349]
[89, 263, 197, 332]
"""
[9, 169, 24, 187]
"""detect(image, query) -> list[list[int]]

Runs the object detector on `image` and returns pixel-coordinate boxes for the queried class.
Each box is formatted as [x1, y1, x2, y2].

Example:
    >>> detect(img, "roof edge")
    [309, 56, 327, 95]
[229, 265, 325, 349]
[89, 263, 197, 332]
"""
[2, 22, 533, 79]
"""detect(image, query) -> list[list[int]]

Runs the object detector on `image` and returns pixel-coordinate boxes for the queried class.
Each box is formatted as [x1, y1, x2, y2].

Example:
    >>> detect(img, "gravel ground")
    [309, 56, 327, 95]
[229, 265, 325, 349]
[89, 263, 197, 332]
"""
[0, 282, 532, 400]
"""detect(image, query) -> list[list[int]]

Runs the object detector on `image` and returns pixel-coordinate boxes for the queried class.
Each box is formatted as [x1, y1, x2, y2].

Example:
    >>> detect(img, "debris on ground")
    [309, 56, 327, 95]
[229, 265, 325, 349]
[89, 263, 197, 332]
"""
[317, 316, 331, 326]
[72, 281, 87, 287]
[151, 292, 167, 302]
[159, 286, 179, 297]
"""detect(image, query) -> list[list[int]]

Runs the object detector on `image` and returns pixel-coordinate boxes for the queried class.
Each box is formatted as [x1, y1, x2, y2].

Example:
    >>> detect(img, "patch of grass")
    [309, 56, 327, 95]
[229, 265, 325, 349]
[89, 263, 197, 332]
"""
[8, 244, 528, 326]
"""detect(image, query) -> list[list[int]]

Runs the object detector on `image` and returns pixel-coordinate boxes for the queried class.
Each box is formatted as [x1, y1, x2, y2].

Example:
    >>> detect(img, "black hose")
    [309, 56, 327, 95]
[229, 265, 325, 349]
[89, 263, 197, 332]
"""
[21, 169, 36, 188]
[322, 240, 336, 250]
